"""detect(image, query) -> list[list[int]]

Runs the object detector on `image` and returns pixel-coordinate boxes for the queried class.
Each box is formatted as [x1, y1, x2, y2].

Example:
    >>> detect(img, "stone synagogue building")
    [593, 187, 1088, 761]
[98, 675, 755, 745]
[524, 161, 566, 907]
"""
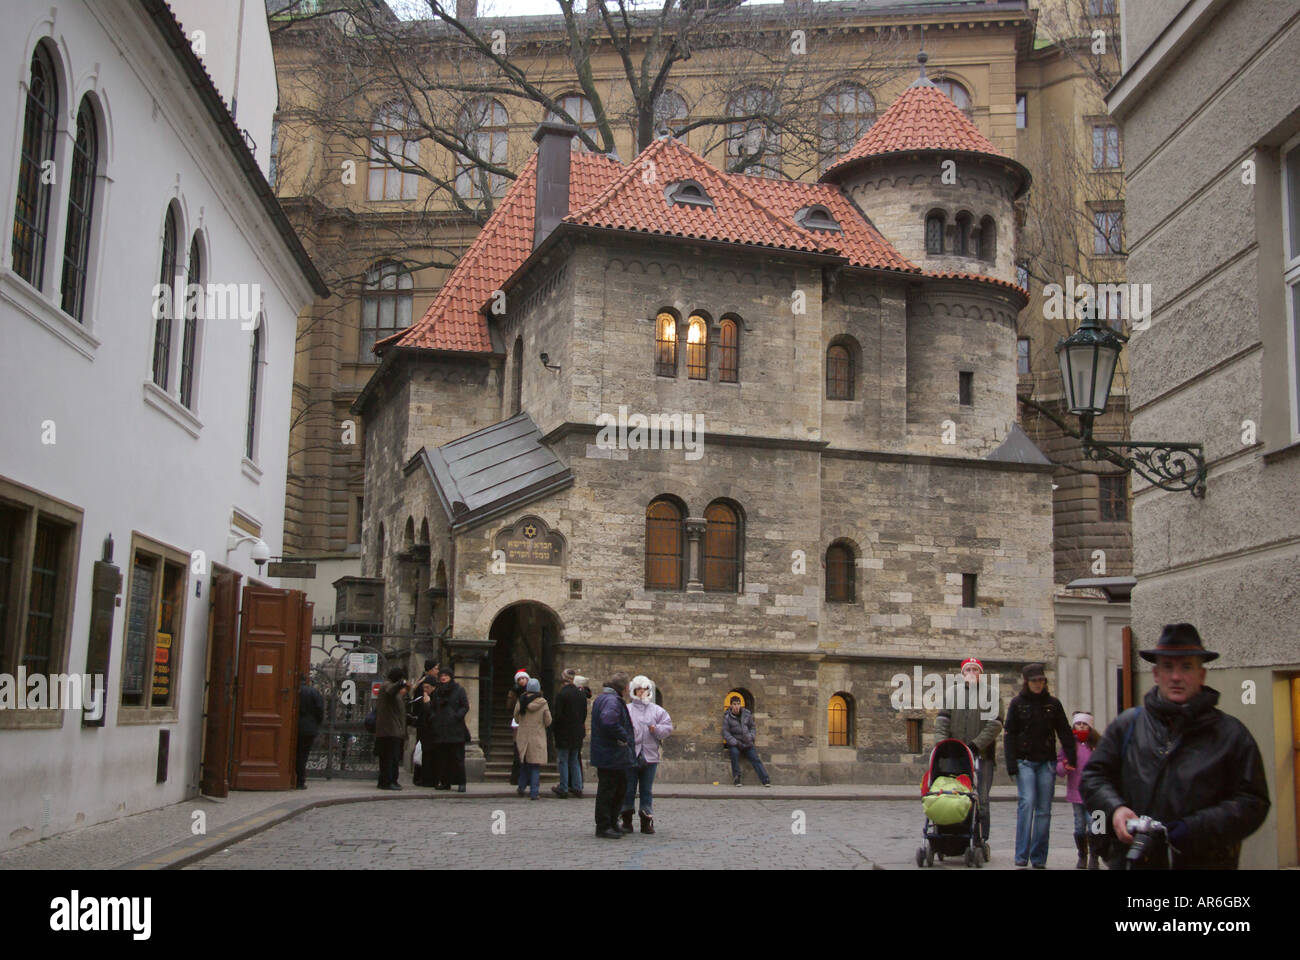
[353, 71, 1056, 784]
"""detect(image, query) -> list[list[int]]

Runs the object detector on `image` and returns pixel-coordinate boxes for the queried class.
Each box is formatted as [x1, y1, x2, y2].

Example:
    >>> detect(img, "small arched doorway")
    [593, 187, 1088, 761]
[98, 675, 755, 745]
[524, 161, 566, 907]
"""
[482, 601, 562, 780]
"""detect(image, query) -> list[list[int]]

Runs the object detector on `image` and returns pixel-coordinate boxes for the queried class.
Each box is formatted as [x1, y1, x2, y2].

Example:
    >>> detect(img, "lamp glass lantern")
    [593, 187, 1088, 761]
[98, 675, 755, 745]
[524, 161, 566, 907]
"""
[1056, 309, 1126, 417]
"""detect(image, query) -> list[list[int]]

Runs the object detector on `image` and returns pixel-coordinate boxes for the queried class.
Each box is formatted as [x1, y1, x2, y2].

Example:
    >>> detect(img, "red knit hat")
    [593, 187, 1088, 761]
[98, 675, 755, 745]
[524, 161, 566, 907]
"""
[960, 658, 984, 673]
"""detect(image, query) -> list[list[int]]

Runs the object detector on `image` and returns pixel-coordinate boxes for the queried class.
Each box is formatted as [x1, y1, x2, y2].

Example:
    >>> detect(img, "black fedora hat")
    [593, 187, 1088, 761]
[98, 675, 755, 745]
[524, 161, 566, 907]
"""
[1139, 623, 1218, 663]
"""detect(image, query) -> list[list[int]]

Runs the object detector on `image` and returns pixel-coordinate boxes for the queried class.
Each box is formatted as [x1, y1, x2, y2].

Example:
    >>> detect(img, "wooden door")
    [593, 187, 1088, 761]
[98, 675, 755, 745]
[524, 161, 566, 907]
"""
[200, 569, 241, 797]
[1292, 677, 1300, 864]
[231, 586, 304, 790]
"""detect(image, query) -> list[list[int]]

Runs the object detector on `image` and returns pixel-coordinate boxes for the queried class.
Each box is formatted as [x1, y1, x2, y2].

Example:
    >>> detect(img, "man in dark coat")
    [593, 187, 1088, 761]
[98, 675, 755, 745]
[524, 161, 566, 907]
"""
[412, 671, 439, 787]
[590, 672, 635, 838]
[723, 696, 770, 786]
[430, 665, 470, 792]
[374, 667, 409, 790]
[1081, 624, 1269, 869]
[551, 668, 588, 799]
[296, 674, 325, 789]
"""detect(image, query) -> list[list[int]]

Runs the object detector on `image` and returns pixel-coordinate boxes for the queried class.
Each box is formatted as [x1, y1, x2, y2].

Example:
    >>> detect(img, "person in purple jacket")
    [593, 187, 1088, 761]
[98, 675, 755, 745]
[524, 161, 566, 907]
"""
[621, 675, 673, 835]
[1057, 712, 1106, 869]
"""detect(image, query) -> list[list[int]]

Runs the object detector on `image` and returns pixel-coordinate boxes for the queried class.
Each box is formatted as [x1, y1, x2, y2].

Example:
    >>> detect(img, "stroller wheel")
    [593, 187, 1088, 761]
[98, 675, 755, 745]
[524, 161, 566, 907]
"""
[915, 847, 925, 868]
[925, 848, 934, 867]
[983, 842, 991, 861]
[964, 847, 976, 868]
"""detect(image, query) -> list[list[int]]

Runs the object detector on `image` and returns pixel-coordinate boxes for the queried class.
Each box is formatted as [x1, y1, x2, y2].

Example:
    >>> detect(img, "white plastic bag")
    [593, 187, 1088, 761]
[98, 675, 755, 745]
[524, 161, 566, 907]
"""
[413, 741, 423, 766]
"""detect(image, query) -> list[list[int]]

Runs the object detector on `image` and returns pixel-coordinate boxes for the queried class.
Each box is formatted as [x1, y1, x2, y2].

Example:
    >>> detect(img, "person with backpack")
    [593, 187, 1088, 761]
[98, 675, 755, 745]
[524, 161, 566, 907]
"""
[1004, 662, 1076, 868]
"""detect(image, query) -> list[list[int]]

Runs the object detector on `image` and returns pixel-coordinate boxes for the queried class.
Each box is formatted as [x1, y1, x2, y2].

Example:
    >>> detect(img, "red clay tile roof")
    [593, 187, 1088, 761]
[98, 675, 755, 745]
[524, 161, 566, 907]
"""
[377, 150, 623, 353]
[822, 82, 1005, 180]
[732, 173, 918, 274]
[925, 270, 1029, 300]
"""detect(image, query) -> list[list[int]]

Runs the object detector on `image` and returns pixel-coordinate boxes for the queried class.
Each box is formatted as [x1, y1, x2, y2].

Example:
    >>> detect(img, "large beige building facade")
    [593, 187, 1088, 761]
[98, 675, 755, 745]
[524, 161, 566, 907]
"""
[1108, 0, 1300, 869]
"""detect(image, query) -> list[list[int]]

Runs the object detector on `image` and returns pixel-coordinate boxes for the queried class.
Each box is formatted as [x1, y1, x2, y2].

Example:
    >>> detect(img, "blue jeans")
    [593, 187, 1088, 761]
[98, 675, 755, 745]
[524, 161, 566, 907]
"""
[728, 745, 769, 784]
[520, 762, 540, 799]
[622, 758, 658, 815]
[557, 746, 583, 793]
[1072, 801, 1090, 839]
[1014, 760, 1055, 866]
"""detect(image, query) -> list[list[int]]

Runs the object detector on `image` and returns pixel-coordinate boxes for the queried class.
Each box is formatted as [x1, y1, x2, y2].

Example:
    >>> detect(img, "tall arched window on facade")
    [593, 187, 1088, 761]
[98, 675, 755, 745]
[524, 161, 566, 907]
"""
[376, 522, 385, 577]
[655, 311, 678, 377]
[726, 88, 780, 177]
[719, 317, 739, 383]
[368, 101, 419, 201]
[60, 97, 99, 321]
[954, 212, 973, 257]
[550, 93, 598, 150]
[826, 342, 854, 400]
[819, 85, 874, 168]
[826, 541, 856, 602]
[511, 335, 524, 415]
[152, 207, 179, 390]
[828, 693, 853, 746]
[979, 215, 997, 263]
[645, 499, 684, 589]
[455, 98, 508, 198]
[925, 212, 945, 255]
[653, 90, 688, 138]
[703, 501, 741, 593]
[12, 43, 58, 289]
[245, 320, 263, 462]
[360, 261, 412, 360]
[686, 314, 708, 380]
[933, 78, 973, 117]
[179, 234, 202, 409]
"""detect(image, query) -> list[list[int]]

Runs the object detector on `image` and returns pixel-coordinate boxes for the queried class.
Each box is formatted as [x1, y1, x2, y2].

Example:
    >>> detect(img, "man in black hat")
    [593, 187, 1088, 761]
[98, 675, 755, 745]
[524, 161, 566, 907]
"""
[1080, 623, 1269, 868]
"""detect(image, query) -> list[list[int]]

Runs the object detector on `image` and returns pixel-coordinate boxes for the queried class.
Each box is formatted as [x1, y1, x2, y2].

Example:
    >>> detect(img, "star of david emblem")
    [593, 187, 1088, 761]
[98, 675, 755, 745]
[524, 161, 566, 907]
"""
[522, 523, 538, 539]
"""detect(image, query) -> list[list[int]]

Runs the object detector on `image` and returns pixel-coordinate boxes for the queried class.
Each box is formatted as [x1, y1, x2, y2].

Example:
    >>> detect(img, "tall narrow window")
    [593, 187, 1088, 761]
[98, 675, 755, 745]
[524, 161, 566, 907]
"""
[179, 236, 201, 409]
[826, 542, 855, 602]
[60, 99, 98, 321]
[645, 499, 683, 589]
[827, 343, 853, 400]
[1016, 93, 1027, 130]
[655, 311, 678, 377]
[1017, 338, 1031, 376]
[1099, 475, 1128, 521]
[954, 212, 972, 257]
[959, 371, 974, 406]
[719, 318, 739, 383]
[703, 501, 740, 593]
[1093, 209, 1123, 256]
[961, 573, 977, 608]
[1092, 124, 1121, 170]
[368, 102, 419, 201]
[819, 85, 874, 168]
[455, 99, 508, 198]
[376, 523, 385, 577]
[245, 322, 262, 462]
[925, 213, 945, 255]
[119, 541, 188, 713]
[978, 216, 996, 263]
[152, 208, 178, 390]
[511, 335, 523, 415]
[360, 261, 412, 360]
[686, 315, 708, 380]
[1284, 140, 1300, 438]
[828, 694, 852, 746]
[12, 44, 58, 289]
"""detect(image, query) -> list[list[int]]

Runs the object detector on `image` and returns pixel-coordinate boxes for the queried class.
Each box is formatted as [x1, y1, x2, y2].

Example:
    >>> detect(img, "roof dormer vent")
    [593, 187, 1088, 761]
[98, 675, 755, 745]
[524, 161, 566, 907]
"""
[665, 179, 714, 208]
[795, 204, 842, 232]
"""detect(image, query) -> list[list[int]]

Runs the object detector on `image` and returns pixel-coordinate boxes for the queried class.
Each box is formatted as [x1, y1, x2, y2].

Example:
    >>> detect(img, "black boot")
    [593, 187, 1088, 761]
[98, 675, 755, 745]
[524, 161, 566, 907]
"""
[1088, 834, 1105, 870]
[1075, 835, 1088, 870]
[621, 810, 635, 834]
[640, 811, 654, 834]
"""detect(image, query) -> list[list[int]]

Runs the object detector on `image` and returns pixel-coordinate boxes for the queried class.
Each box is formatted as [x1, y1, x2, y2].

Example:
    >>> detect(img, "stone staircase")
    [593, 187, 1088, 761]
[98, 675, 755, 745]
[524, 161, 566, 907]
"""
[482, 681, 558, 784]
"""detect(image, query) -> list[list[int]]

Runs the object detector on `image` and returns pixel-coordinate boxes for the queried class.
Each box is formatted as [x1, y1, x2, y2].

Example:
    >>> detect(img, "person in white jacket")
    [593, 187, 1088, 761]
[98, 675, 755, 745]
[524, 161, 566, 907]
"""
[621, 675, 673, 834]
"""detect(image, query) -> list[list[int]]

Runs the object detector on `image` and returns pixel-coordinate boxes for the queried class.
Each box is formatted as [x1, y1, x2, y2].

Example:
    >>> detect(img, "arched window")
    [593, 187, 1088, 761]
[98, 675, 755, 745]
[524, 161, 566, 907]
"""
[152, 207, 179, 390]
[12, 43, 58, 289]
[933, 78, 972, 117]
[826, 342, 854, 400]
[645, 498, 684, 589]
[376, 522, 385, 577]
[726, 88, 780, 177]
[686, 314, 708, 380]
[820, 85, 875, 167]
[550, 93, 597, 151]
[828, 693, 853, 746]
[653, 90, 688, 138]
[826, 541, 856, 603]
[703, 501, 741, 593]
[403, 516, 415, 549]
[368, 101, 419, 201]
[419, 519, 430, 544]
[925, 212, 945, 255]
[60, 97, 99, 321]
[455, 98, 508, 198]
[655, 310, 678, 377]
[954, 212, 973, 257]
[719, 317, 739, 383]
[360, 261, 412, 359]
[723, 688, 754, 711]
[245, 320, 263, 462]
[179, 234, 202, 409]
[979, 215, 997, 263]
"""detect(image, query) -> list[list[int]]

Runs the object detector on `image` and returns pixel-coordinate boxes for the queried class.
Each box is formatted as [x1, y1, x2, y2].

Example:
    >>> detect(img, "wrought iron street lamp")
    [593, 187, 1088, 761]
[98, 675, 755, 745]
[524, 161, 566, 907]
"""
[1056, 311, 1207, 498]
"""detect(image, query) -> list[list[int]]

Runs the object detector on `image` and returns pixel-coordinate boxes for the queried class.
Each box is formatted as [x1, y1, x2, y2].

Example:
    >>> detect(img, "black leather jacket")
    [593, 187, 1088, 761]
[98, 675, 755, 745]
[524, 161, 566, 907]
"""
[1003, 689, 1075, 771]
[1080, 686, 1270, 869]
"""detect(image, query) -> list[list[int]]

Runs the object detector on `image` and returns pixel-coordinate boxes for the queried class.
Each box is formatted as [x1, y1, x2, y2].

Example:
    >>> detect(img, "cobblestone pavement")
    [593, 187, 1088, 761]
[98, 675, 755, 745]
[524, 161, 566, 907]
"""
[189, 797, 1082, 870]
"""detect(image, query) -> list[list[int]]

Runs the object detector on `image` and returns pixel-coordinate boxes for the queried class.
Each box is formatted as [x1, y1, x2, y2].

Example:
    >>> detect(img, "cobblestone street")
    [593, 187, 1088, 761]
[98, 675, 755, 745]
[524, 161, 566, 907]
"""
[188, 797, 1080, 870]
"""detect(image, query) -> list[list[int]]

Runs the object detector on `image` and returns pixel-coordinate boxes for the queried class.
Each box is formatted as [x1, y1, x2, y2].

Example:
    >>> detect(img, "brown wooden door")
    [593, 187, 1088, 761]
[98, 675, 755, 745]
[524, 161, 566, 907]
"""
[1292, 676, 1300, 865]
[231, 586, 304, 790]
[200, 569, 241, 797]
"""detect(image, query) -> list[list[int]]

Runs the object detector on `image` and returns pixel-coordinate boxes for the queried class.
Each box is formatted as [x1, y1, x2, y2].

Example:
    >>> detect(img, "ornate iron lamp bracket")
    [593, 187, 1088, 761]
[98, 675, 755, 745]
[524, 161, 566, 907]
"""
[1079, 415, 1207, 498]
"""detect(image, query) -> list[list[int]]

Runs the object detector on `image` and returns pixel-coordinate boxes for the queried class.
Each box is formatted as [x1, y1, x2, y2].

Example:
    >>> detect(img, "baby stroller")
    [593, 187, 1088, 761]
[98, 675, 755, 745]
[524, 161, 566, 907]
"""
[915, 738, 986, 868]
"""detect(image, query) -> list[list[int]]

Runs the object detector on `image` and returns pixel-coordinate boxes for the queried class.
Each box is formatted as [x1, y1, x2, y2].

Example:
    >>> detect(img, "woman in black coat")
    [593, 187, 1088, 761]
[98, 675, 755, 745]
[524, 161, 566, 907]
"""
[1004, 662, 1077, 868]
[430, 666, 470, 792]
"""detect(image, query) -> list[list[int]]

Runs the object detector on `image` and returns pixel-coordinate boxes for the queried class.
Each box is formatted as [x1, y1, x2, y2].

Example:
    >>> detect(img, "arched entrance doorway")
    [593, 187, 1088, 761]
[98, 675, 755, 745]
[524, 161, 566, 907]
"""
[481, 602, 562, 781]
